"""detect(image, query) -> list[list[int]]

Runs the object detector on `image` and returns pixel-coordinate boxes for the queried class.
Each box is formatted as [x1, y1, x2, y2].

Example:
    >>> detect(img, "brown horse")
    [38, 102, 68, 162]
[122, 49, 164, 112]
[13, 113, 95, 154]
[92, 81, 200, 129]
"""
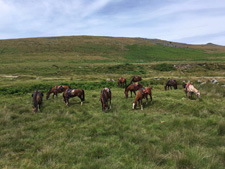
[46, 85, 70, 100]
[117, 77, 126, 87]
[32, 90, 43, 112]
[63, 88, 85, 106]
[132, 86, 153, 110]
[100, 88, 111, 112]
[125, 82, 143, 98]
[165, 79, 177, 90]
[129, 76, 142, 84]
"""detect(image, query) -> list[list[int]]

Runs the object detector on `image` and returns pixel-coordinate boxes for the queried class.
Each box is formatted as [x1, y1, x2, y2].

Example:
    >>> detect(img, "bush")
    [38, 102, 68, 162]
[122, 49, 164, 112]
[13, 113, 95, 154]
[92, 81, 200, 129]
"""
[153, 63, 176, 71]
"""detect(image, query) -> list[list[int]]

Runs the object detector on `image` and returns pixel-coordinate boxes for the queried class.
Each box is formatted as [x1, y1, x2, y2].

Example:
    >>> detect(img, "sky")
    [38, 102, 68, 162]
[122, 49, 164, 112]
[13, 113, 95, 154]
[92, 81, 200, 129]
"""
[0, 0, 225, 45]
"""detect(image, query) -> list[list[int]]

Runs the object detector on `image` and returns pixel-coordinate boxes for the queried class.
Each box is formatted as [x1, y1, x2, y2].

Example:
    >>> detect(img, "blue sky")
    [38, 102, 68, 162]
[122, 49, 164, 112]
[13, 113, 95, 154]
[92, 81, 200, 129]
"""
[0, 0, 225, 45]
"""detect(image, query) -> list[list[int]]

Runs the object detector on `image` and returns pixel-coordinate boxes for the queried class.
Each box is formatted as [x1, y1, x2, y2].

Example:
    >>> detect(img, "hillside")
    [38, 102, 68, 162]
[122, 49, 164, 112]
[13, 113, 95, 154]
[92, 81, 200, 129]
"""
[1, 36, 225, 64]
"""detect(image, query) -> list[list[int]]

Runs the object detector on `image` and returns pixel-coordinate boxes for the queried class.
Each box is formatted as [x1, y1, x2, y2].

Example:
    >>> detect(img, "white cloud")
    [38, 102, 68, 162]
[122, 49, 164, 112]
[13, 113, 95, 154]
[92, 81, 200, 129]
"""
[0, 0, 225, 45]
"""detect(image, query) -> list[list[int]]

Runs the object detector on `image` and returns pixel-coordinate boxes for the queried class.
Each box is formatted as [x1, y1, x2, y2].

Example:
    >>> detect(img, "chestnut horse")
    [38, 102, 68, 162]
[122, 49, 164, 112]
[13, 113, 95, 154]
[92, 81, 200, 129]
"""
[32, 90, 43, 112]
[129, 76, 142, 85]
[132, 86, 152, 110]
[63, 88, 85, 106]
[117, 77, 126, 87]
[185, 83, 200, 99]
[46, 85, 70, 100]
[125, 82, 143, 98]
[165, 79, 177, 90]
[100, 88, 111, 112]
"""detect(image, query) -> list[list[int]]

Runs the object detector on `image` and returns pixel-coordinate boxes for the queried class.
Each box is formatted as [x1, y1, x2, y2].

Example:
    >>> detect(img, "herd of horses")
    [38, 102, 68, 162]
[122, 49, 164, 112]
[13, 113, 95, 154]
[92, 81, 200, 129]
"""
[32, 76, 200, 112]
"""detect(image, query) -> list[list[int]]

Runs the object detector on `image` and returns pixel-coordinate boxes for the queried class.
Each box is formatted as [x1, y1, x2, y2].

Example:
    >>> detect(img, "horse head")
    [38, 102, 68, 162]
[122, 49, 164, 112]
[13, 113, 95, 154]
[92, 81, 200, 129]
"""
[196, 92, 200, 98]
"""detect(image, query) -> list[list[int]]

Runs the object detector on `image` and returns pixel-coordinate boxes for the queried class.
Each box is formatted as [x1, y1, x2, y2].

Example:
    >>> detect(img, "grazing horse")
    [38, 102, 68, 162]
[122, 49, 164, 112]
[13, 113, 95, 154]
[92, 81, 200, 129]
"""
[46, 85, 70, 100]
[132, 86, 153, 110]
[100, 88, 111, 112]
[125, 82, 143, 98]
[63, 88, 85, 106]
[165, 79, 177, 90]
[117, 77, 126, 87]
[32, 90, 43, 112]
[182, 81, 187, 88]
[129, 76, 142, 85]
[185, 83, 200, 99]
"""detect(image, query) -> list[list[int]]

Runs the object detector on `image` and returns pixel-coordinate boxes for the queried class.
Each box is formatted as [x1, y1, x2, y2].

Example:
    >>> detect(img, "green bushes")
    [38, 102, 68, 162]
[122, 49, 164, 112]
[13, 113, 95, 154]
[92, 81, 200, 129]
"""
[153, 63, 176, 71]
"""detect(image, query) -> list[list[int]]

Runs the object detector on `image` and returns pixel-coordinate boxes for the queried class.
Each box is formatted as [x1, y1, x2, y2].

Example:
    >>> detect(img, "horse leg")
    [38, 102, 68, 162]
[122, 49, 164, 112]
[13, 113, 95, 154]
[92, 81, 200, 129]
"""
[146, 95, 148, 105]
[78, 96, 83, 105]
[150, 93, 152, 104]
[134, 91, 136, 95]
[141, 99, 143, 110]
[66, 98, 69, 106]
[38, 102, 41, 111]
[109, 97, 111, 110]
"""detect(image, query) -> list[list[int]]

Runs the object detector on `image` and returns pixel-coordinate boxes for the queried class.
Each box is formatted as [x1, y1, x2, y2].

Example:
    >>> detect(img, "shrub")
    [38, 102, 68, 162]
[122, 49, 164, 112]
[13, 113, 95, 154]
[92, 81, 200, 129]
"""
[153, 63, 176, 71]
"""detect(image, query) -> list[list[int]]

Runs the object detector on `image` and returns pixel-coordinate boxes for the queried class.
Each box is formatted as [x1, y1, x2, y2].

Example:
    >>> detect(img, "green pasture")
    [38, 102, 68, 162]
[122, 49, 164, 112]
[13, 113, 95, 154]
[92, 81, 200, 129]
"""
[0, 36, 225, 168]
[0, 84, 225, 168]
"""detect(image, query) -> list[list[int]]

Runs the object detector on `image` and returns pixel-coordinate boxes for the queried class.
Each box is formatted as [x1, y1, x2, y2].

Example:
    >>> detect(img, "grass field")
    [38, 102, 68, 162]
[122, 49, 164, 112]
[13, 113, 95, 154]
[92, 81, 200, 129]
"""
[0, 36, 225, 168]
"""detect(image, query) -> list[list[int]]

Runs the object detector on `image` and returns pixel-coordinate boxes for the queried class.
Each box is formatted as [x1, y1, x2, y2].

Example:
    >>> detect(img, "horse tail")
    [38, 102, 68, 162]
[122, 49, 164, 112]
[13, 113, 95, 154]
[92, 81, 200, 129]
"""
[102, 90, 107, 106]
[33, 91, 38, 108]
[82, 89, 85, 101]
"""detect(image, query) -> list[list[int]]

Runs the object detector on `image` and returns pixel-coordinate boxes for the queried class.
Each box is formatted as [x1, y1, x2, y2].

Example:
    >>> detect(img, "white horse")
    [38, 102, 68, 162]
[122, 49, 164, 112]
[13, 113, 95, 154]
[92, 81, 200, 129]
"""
[185, 84, 200, 99]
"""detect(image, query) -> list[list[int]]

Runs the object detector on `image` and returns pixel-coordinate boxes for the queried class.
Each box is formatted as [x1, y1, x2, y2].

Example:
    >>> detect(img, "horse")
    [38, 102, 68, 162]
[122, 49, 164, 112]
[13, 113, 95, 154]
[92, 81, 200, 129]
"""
[117, 77, 126, 87]
[124, 82, 143, 98]
[100, 88, 111, 112]
[185, 83, 200, 99]
[132, 86, 153, 110]
[46, 85, 70, 100]
[165, 79, 177, 90]
[63, 88, 85, 106]
[32, 90, 43, 112]
[129, 76, 142, 85]
[182, 81, 187, 88]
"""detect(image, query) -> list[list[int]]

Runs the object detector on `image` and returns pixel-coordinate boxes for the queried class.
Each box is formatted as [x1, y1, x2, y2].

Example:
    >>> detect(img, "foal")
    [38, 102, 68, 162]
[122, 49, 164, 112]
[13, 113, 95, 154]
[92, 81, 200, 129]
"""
[100, 88, 111, 112]
[32, 90, 43, 112]
[63, 88, 85, 106]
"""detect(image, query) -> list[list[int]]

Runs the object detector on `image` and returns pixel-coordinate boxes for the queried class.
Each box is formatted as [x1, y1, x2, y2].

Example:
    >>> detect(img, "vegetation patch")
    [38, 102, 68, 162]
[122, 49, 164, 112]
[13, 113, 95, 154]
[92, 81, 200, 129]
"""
[153, 63, 176, 71]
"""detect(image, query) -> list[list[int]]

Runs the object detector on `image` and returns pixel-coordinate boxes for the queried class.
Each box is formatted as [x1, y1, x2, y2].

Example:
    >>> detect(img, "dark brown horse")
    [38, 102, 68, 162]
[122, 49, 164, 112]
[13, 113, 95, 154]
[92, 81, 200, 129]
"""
[46, 85, 70, 100]
[63, 88, 85, 106]
[165, 79, 177, 90]
[132, 86, 152, 110]
[100, 88, 111, 112]
[182, 81, 187, 88]
[125, 82, 143, 98]
[32, 90, 43, 112]
[117, 77, 126, 87]
[129, 76, 142, 84]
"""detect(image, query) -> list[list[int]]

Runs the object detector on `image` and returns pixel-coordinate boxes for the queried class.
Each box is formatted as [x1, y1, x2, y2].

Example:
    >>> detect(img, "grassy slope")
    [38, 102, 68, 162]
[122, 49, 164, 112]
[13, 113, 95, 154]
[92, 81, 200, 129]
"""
[0, 36, 225, 168]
